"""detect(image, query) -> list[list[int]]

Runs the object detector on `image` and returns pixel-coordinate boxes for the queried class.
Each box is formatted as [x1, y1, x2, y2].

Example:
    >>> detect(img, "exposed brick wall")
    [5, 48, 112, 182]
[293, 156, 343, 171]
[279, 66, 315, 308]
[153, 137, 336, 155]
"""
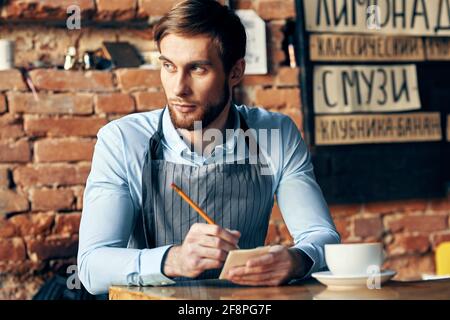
[0, 0, 300, 299]
[0, 0, 449, 300]
[0, 0, 295, 22]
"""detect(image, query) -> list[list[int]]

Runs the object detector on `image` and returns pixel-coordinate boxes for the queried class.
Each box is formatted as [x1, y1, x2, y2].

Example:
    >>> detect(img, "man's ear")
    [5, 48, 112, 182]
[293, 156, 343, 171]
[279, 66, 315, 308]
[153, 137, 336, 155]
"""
[229, 58, 246, 87]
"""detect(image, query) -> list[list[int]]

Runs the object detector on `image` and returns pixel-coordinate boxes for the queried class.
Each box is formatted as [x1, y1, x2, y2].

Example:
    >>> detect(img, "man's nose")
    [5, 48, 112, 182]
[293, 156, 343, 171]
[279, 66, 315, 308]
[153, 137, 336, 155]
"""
[173, 72, 192, 97]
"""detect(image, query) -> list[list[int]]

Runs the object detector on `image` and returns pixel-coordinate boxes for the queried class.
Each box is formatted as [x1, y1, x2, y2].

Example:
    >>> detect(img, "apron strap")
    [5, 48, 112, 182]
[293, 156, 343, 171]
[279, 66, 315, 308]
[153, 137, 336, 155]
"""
[148, 109, 165, 160]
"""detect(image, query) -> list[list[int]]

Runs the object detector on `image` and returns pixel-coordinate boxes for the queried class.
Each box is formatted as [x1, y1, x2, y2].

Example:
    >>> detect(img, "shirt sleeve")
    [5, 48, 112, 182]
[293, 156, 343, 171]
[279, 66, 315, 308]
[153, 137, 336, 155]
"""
[77, 123, 175, 295]
[275, 116, 341, 280]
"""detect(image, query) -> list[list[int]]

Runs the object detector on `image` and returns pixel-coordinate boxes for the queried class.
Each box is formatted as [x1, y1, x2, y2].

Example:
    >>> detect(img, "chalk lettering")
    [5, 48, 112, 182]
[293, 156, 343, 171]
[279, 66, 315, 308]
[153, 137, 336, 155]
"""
[304, 0, 450, 36]
[391, 68, 410, 103]
[377, 67, 388, 105]
[342, 70, 362, 106]
[314, 65, 421, 114]
[334, 0, 349, 25]
[412, 0, 430, 29]
[315, 113, 442, 145]
[317, 0, 332, 27]
[426, 37, 450, 60]
[323, 70, 338, 107]
[435, 0, 450, 33]
[361, 69, 375, 103]
[310, 34, 425, 61]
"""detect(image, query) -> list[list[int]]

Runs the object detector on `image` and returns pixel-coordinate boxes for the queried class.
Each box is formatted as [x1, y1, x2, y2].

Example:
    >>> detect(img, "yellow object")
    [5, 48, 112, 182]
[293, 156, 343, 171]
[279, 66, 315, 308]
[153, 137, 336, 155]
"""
[436, 242, 450, 275]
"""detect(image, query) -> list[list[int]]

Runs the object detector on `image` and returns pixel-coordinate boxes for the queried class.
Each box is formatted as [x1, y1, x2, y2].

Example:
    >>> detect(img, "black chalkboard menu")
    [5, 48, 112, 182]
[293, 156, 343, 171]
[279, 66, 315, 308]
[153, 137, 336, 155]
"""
[295, 0, 449, 204]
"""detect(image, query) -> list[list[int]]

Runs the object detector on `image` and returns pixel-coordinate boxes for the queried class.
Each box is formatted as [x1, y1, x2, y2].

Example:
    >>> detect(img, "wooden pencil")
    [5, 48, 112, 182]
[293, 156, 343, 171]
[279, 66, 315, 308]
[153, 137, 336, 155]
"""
[170, 183, 216, 225]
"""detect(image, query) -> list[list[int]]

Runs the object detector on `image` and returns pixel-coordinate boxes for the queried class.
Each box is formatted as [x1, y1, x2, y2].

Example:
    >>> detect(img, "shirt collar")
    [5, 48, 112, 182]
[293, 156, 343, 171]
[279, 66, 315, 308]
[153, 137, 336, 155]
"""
[162, 106, 190, 156]
[161, 104, 241, 157]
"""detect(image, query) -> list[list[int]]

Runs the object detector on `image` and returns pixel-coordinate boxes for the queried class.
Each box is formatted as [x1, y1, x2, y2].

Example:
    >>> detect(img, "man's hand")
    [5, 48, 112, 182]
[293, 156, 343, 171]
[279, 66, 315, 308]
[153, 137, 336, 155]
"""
[163, 223, 240, 278]
[225, 245, 308, 286]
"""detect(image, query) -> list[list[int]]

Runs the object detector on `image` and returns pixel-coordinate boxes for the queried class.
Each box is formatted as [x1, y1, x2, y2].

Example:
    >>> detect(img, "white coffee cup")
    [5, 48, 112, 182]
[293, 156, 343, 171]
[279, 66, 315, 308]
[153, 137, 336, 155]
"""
[0, 40, 14, 70]
[325, 242, 384, 276]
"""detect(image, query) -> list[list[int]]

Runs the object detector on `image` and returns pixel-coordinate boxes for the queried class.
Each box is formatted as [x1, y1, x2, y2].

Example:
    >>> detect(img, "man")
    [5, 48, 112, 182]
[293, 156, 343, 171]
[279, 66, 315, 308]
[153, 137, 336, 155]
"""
[78, 0, 340, 295]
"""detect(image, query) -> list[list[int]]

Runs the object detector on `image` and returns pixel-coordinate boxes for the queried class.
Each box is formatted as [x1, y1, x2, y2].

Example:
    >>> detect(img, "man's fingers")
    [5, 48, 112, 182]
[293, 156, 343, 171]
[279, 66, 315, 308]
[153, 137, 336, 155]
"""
[195, 245, 228, 262]
[198, 236, 238, 252]
[245, 246, 289, 267]
[198, 258, 224, 270]
[228, 264, 274, 277]
[226, 228, 242, 237]
[246, 253, 276, 267]
[227, 266, 246, 277]
[268, 245, 285, 253]
[193, 223, 240, 246]
[229, 272, 275, 282]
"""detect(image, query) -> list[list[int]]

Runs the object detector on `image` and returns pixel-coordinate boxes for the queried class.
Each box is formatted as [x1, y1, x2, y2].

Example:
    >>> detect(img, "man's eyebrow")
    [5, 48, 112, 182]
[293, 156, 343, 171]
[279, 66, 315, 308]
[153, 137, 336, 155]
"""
[188, 60, 213, 66]
[158, 56, 213, 66]
[158, 55, 173, 63]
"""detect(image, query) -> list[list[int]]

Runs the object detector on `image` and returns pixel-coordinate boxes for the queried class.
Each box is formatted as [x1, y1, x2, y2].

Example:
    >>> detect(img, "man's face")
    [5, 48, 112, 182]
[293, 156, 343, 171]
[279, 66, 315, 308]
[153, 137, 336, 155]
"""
[159, 34, 230, 130]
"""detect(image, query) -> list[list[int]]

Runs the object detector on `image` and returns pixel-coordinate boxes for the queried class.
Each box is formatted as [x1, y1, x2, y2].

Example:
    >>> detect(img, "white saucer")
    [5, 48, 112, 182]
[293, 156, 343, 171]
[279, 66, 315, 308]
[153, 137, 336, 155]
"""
[311, 270, 397, 290]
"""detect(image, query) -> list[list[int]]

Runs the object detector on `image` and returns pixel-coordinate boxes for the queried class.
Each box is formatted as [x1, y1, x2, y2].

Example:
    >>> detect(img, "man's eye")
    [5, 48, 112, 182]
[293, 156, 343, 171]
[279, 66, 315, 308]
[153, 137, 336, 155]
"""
[192, 66, 206, 73]
[163, 63, 175, 72]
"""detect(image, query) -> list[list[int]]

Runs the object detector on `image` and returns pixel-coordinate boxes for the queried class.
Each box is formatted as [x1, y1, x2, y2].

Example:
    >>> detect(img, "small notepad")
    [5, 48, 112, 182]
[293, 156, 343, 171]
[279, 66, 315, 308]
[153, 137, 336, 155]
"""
[219, 246, 271, 279]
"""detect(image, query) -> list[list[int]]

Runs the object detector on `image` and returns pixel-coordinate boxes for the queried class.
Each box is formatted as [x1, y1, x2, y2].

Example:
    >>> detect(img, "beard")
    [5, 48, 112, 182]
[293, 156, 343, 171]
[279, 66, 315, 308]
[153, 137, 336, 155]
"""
[168, 82, 230, 131]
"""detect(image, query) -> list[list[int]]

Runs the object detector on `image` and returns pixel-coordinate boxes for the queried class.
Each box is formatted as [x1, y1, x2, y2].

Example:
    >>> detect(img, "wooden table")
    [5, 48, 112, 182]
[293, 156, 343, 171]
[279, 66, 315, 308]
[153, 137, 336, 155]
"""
[109, 278, 450, 300]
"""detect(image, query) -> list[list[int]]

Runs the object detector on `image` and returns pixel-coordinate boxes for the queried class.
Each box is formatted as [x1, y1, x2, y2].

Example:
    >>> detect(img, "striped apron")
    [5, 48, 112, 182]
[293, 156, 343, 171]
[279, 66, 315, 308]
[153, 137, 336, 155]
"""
[140, 107, 274, 280]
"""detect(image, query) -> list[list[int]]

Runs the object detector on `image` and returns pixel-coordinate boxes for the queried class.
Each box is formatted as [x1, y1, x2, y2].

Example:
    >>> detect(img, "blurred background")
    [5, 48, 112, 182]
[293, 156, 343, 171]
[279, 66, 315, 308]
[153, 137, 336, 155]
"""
[0, 0, 449, 299]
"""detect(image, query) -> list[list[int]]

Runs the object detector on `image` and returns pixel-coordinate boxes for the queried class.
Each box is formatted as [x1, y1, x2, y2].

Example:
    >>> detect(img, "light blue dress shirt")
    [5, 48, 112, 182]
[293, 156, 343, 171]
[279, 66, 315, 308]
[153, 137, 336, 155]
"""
[77, 104, 340, 295]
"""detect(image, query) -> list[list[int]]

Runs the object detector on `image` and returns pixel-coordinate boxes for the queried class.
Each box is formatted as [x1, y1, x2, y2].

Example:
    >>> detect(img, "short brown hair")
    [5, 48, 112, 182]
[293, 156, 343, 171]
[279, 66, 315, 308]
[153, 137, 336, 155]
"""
[154, 0, 247, 74]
